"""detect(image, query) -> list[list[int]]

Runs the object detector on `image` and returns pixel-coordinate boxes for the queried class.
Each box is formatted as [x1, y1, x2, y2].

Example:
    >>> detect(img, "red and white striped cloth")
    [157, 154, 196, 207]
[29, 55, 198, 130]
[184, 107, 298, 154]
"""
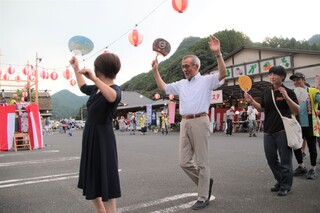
[26, 104, 43, 149]
[0, 105, 16, 151]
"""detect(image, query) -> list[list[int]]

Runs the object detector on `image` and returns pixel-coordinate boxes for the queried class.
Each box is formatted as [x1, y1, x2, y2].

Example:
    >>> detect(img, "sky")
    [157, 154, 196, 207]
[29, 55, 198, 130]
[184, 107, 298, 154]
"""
[0, 0, 319, 96]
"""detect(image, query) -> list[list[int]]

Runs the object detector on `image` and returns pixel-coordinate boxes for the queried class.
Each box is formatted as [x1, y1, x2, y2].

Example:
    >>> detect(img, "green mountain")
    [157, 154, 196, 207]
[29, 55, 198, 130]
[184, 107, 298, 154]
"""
[51, 90, 88, 119]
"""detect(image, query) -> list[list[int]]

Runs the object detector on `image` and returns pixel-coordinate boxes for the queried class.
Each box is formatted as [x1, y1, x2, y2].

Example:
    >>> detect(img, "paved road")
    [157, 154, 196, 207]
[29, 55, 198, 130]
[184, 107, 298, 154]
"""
[0, 130, 319, 213]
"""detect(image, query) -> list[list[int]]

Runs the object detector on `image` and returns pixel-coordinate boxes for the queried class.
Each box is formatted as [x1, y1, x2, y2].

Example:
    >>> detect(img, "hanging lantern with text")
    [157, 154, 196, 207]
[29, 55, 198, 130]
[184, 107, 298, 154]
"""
[70, 79, 76, 86]
[128, 29, 143, 47]
[7, 66, 15, 75]
[172, 0, 188, 13]
[50, 71, 58, 80]
[63, 68, 72, 80]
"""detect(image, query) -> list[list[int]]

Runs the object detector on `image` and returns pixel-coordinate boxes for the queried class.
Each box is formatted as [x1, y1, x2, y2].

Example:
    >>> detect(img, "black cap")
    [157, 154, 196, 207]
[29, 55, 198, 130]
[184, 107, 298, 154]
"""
[289, 72, 305, 80]
[268, 66, 287, 82]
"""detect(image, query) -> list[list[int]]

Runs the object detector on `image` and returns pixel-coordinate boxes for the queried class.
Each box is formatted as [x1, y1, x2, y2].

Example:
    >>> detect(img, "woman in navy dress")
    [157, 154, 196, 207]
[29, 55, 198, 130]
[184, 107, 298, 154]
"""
[70, 52, 122, 213]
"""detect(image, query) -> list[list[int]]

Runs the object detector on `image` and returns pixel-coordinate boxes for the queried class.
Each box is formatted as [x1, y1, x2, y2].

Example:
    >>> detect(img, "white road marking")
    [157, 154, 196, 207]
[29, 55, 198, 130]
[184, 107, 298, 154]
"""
[43, 150, 60, 153]
[0, 170, 122, 189]
[0, 173, 79, 188]
[0, 157, 80, 167]
[117, 193, 215, 213]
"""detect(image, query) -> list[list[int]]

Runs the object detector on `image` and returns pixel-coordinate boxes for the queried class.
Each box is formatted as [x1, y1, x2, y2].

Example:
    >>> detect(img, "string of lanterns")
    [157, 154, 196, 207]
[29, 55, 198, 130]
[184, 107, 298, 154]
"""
[0, 0, 189, 87]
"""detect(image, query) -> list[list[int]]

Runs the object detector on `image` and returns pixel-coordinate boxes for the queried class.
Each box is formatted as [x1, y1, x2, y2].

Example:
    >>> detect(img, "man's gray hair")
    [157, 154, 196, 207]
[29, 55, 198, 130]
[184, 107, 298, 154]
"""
[182, 55, 201, 68]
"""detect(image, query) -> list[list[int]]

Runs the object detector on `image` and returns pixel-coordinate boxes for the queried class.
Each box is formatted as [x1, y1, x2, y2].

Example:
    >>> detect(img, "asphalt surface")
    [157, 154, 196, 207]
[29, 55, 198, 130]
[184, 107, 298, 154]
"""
[0, 129, 319, 213]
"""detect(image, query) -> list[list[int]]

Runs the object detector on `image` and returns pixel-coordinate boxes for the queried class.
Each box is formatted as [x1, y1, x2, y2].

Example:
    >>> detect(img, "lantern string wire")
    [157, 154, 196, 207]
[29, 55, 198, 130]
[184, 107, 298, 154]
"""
[81, 0, 168, 62]
[0, 0, 169, 75]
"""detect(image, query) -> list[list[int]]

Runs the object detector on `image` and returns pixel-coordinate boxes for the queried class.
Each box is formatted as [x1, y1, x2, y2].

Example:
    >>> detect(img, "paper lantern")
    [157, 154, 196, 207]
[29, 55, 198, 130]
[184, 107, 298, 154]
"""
[172, 0, 188, 13]
[15, 75, 21, 81]
[0, 68, 2, 75]
[28, 74, 35, 81]
[24, 83, 30, 90]
[169, 94, 174, 100]
[22, 67, 30, 75]
[70, 79, 76, 86]
[20, 97, 25, 102]
[40, 70, 47, 79]
[128, 29, 143, 47]
[7, 66, 15, 75]
[45, 71, 49, 79]
[50, 71, 58, 80]
[22, 91, 28, 98]
[154, 93, 160, 100]
[3, 73, 9, 80]
[63, 68, 72, 80]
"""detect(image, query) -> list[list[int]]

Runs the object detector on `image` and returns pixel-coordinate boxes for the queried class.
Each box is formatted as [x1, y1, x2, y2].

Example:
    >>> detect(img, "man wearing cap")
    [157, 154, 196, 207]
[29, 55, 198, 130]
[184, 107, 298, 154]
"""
[245, 66, 300, 196]
[290, 72, 320, 180]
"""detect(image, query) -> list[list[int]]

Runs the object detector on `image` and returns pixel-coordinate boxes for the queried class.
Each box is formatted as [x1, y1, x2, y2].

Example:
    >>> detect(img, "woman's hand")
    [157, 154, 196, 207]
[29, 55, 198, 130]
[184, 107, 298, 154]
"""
[78, 68, 96, 82]
[69, 56, 79, 71]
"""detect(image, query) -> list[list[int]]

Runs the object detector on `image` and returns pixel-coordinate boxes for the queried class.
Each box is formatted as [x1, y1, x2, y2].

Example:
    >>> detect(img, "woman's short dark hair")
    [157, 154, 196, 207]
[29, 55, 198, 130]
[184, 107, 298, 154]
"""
[268, 66, 287, 82]
[94, 53, 121, 79]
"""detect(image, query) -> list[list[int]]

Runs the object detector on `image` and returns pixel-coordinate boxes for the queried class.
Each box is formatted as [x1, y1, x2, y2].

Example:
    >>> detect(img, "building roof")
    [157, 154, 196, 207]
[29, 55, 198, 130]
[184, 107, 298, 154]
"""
[118, 91, 154, 110]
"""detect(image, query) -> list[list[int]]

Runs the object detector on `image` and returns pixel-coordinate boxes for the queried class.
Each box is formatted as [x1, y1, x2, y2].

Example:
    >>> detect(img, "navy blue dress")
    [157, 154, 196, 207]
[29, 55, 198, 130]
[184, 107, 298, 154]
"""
[77, 84, 121, 201]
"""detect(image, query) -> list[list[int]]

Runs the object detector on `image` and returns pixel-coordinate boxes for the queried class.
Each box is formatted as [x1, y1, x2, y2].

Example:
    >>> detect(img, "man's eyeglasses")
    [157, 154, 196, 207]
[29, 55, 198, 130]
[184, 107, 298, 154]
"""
[181, 64, 194, 70]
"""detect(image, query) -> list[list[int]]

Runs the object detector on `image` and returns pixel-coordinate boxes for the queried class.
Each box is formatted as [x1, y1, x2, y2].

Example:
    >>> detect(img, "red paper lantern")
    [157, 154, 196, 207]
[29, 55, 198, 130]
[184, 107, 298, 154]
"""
[46, 71, 49, 79]
[128, 29, 143, 47]
[169, 94, 174, 100]
[7, 66, 15, 75]
[28, 74, 35, 81]
[50, 71, 58, 80]
[15, 75, 21, 81]
[0, 68, 2, 75]
[3, 73, 9, 80]
[70, 79, 76, 86]
[63, 68, 72, 80]
[172, 0, 188, 13]
[40, 70, 47, 79]
[24, 83, 30, 90]
[22, 67, 30, 75]
[154, 93, 160, 100]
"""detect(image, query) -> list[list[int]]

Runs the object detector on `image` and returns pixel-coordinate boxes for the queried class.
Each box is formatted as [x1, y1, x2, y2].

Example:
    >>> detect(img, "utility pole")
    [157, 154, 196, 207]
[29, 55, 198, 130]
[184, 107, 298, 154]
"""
[35, 52, 39, 103]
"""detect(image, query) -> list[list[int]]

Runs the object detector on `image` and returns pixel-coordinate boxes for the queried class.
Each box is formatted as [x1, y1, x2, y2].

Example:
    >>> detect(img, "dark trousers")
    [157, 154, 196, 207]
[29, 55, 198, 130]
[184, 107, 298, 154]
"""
[226, 119, 233, 135]
[264, 131, 293, 190]
[293, 126, 318, 166]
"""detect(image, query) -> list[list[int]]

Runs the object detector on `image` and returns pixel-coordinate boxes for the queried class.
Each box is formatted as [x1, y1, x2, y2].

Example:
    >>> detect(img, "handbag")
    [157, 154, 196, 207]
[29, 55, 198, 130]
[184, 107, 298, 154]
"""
[271, 89, 303, 150]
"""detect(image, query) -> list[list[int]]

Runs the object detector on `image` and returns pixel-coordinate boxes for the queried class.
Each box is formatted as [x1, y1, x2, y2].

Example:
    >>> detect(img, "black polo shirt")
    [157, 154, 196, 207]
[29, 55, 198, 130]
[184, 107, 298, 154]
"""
[260, 85, 298, 134]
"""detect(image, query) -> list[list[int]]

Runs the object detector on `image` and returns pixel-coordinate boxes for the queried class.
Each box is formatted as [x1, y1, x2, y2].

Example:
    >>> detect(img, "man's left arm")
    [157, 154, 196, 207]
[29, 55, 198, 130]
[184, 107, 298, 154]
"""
[208, 35, 226, 81]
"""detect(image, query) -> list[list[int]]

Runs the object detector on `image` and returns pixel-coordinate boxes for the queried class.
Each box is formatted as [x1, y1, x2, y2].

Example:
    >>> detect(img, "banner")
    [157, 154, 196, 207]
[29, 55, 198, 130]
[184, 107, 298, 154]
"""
[146, 104, 152, 124]
[211, 90, 223, 104]
[168, 102, 176, 124]
[0, 105, 16, 151]
[26, 104, 43, 149]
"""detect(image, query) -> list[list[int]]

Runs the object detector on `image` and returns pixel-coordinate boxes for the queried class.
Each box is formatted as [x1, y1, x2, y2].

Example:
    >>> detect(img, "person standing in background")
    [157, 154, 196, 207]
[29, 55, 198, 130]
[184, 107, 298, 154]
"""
[226, 106, 235, 136]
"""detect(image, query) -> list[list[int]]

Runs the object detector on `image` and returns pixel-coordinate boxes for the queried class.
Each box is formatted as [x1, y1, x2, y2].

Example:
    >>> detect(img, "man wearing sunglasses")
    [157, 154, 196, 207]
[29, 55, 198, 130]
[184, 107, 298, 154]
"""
[151, 35, 226, 210]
